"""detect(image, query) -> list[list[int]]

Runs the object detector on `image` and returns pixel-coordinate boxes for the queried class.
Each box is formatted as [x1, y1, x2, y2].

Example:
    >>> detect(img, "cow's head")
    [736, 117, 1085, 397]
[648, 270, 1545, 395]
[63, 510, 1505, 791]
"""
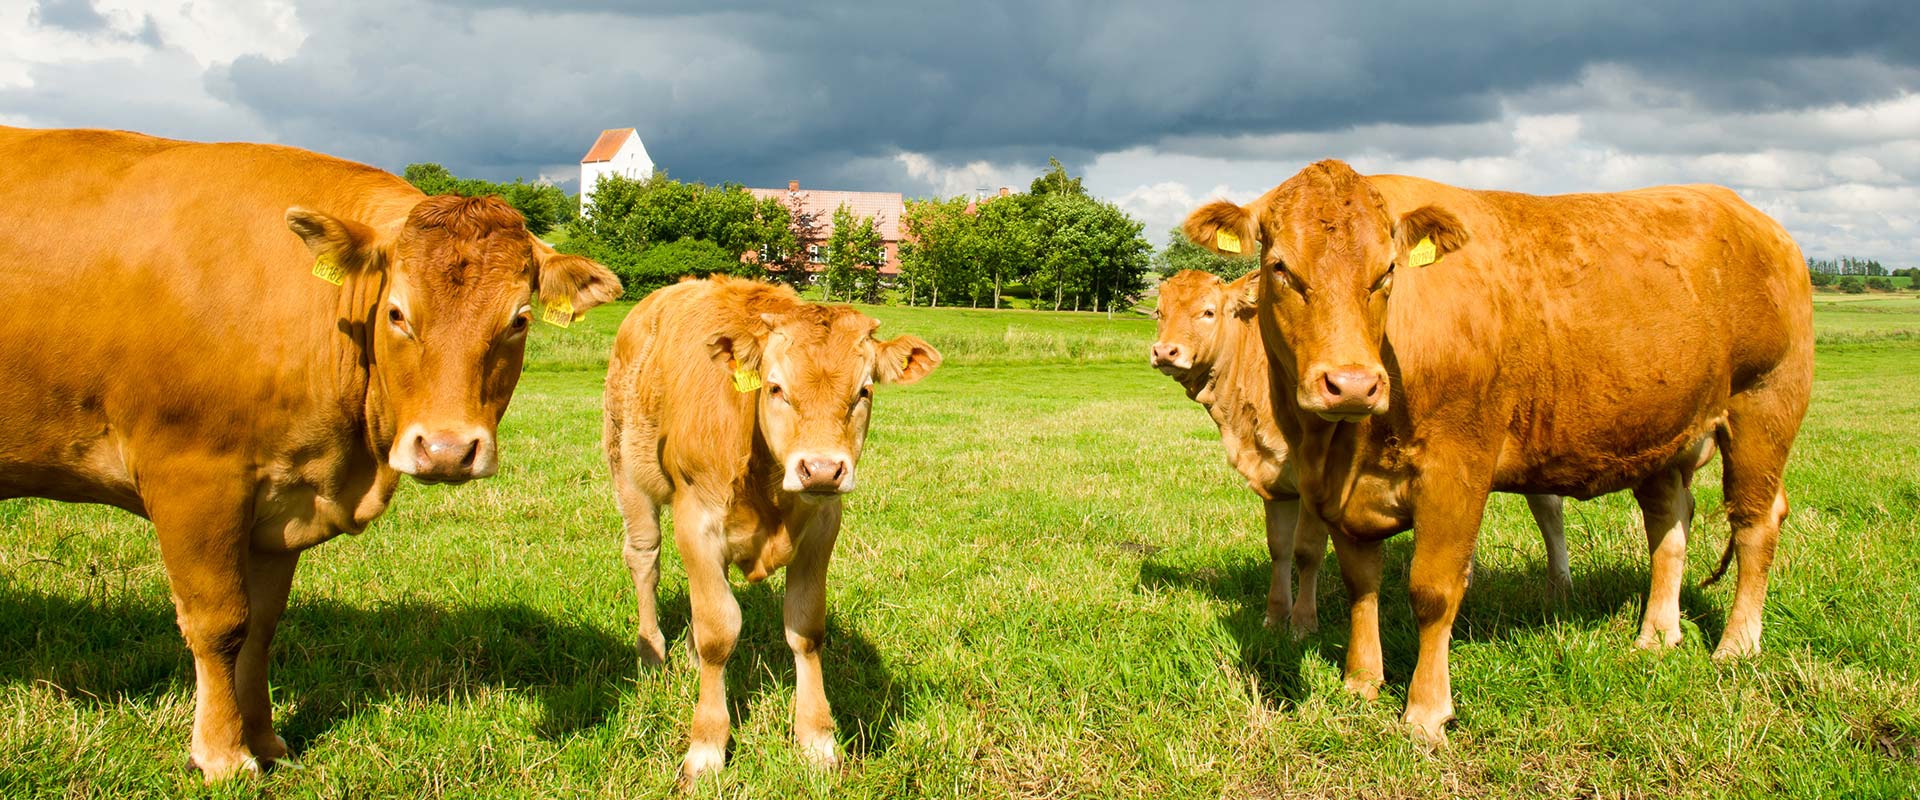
[1150, 269, 1255, 380]
[1181, 160, 1467, 422]
[287, 195, 620, 483]
[709, 304, 940, 496]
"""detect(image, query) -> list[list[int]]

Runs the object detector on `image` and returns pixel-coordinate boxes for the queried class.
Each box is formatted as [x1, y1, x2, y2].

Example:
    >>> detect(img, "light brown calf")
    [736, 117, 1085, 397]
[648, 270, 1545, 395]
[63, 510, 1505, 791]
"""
[1183, 160, 1811, 744]
[0, 126, 620, 777]
[603, 276, 940, 783]
[1149, 270, 1574, 636]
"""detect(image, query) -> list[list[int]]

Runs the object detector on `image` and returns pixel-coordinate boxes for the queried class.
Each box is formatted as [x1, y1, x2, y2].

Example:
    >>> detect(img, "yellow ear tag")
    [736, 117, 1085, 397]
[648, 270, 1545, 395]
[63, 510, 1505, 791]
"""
[312, 254, 346, 286]
[1214, 229, 1243, 254]
[730, 359, 763, 393]
[540, 295, 573, 328]
[1408, 237, 1439, 268]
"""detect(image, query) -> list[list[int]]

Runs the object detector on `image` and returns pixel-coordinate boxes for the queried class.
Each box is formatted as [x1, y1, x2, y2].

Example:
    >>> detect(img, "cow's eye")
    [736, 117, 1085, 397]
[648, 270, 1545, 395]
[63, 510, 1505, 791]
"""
[1201, 308, 1215, 319]
[1274, 262, 1307, 297]
[766, 383, 785, 401]
[858, 386, 872, 402]
[387, 306, 412, 335]
[509, 314, 530, 332]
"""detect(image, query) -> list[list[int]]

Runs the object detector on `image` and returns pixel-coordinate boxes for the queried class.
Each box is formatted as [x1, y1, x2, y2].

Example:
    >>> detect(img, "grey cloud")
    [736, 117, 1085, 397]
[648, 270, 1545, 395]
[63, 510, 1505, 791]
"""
[30, 0, 109, 33]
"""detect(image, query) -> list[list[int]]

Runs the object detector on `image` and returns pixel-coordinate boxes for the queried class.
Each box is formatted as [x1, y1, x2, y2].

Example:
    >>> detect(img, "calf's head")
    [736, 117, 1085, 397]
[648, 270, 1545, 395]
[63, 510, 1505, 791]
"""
[1150, 269, 1254, 379]
[287, 195, 620, 483]
[1181, 160, 1467, 422]
[710, 306, 941, 496]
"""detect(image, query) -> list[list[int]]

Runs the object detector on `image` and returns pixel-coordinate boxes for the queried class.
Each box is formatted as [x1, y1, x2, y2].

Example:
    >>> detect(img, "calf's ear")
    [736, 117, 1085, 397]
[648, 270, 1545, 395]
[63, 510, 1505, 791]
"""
[873, 334, 942, 385]
[1183, 199, 1256, 257]
[535, 243, 622, 322]
[1393, 205, 1469, 266]
[287, 207, 383, 276]
[1222, 277, 1259, 319]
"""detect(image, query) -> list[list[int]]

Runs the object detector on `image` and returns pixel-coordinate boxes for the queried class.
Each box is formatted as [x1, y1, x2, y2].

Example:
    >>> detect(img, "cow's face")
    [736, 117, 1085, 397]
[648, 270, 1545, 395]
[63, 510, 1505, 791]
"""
[1150, 270, 1252, 379]
[287, 196, 619, 483]
[712, 307, 940, 497]
[1181, 160, 1467, 422]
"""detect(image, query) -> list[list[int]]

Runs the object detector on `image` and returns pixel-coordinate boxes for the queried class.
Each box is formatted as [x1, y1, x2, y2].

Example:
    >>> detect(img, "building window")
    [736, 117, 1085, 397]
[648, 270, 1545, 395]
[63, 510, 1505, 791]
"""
[809, 244, 825, 264]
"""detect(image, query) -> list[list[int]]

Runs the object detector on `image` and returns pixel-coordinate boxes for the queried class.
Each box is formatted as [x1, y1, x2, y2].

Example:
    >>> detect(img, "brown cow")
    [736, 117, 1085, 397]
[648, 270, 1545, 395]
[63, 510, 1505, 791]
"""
[1182, 160, 1811, 745]
[0, 126, 620, 777]
[603, 276, 940, 783]
[1149, 269, 1573, 636]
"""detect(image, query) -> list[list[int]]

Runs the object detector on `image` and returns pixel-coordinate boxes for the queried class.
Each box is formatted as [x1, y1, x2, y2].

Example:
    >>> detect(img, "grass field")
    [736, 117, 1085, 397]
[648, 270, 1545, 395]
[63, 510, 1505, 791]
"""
[3, 294, 1919, 798]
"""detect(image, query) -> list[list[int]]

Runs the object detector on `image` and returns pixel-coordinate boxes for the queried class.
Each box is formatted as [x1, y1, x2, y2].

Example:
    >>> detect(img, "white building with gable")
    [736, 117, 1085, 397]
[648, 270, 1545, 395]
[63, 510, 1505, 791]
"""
[579, 128, 654, 212]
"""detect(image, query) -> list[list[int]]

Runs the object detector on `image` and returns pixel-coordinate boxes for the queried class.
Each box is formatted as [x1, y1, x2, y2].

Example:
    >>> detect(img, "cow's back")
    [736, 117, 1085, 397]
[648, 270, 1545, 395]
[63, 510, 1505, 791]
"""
[1368, 175, 1812, 497]
[0, 127, 421, 512]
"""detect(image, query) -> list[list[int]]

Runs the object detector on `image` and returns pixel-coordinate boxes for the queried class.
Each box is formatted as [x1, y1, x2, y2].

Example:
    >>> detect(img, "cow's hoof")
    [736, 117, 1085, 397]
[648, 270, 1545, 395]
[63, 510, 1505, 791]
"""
[637, 635, 668, 668]
[187, 751, 262, 781]
[677, 744, 725, 787]
[1289, 612, 1319, 640]
[1403, 709, 1453, 750]
[1342, 675, 1381, 701]
[1711, 637, 1760, 662]
[798, 733, 840, 769]
[249, 733, 291, 762]
[1633, 629, 1683, 651]
[1546, 573, 1573, 602]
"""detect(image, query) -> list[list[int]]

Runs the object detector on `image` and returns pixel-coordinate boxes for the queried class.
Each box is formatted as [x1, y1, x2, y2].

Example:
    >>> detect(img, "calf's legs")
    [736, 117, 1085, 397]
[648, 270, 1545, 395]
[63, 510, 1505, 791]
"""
[784, 511, 841, 767]
[673, 497, 741, 784]
[613, 480, 667, 665]
[1522, 494, 1572, 596]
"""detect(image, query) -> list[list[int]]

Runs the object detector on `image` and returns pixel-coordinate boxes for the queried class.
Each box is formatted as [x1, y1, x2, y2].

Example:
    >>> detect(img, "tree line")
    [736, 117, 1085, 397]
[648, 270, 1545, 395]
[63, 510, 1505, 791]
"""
[898, 160, 1154, 311]
[402, 163, 576, 236]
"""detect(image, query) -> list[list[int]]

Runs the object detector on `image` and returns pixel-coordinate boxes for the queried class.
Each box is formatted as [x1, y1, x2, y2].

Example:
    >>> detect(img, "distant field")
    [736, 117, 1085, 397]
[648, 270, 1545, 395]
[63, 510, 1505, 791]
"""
[3, 296, 1918, 797]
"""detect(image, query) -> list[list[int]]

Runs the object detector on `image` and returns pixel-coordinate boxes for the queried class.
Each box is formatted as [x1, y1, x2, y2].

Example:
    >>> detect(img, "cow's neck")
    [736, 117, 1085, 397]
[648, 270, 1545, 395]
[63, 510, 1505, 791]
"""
[338, 268, 398, 476]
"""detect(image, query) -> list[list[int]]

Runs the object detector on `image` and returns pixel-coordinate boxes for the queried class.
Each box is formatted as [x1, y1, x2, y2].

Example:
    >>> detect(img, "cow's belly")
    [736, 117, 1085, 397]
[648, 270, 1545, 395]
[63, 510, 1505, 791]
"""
[1496, 399, 1722, 499]
[0, 417, 143, 515]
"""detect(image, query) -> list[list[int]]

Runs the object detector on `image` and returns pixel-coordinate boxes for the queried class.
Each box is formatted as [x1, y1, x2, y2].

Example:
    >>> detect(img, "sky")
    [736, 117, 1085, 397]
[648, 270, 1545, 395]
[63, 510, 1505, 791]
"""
[4, 0, 1917, 261]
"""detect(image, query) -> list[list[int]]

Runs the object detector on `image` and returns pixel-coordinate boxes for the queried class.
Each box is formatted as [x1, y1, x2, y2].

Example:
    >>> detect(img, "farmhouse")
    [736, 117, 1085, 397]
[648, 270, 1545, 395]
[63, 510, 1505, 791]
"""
[749, 180, 905, 278]
[579, 127, 655, 210]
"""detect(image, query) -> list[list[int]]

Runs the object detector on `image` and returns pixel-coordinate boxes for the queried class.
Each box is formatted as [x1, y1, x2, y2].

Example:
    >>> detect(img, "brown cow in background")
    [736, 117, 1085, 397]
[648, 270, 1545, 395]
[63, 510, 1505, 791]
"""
[0, 126, 621, 777]
[1150, 269, 1573, 636]
[604, 276, 940, 783]
[1183, 160, 1811, 745]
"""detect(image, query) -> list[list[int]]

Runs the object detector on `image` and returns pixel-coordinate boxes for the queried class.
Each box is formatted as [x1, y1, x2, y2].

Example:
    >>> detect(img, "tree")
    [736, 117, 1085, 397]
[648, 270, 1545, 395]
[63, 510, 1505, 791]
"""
[1838, 275, 1867, 294]
[1028, 193, 1152, 312]
[1029, 157, 1086, 198]
[767, 188, 826, 287]
[617, 239, 759, 298]
[401, 162, 574, 236]
[1154, 225, 1255, 278]
[557, 172, 790, 299]
[823, 204, 884, 303]
[973, 192, 1037, 308]
[1809, 270, 1836, 288]
[898, 197, 977, 308]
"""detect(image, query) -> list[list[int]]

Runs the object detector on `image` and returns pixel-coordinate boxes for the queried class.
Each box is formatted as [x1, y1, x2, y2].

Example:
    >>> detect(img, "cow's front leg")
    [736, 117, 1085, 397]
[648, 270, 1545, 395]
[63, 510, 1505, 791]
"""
[1402, 480, 1489, 747]
[148, 474, 258, 780]
[1288, 498, 1327, 637]
[1260, 497, 1297, 630]
[784, 508, 841, 768]
[1324, 514, 1384, 699]
[673, 498, 740, 785]
[1523, 494, 1572, 598]
[235, 550, 300, 764]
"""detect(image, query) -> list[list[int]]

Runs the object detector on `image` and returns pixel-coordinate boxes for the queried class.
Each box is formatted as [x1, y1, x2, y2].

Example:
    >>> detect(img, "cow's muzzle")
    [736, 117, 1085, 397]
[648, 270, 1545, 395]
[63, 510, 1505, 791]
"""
[785, 453, 855, 495]
[1149, 341, 1193, 374]
[1300, 364, 1388, 421]
[393, 425, 498, 484]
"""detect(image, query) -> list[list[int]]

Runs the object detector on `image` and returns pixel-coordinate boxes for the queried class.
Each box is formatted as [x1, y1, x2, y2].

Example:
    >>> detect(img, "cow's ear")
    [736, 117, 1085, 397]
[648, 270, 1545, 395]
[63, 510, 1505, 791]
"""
[535, 244, 622, 322]
[873, 334, 941, 386]
[1223, 277, 1258, 319]
[708, 315, 776, 368]
[287, 207, 382, 275]
[1393, 205, 1469, 265]
[1183, 199, 1256, 257]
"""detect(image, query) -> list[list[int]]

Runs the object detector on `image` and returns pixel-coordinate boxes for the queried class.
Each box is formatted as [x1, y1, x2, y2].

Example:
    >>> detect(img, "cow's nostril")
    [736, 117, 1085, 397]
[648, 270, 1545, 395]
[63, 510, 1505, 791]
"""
[1323, 373, 1343, 398]
[459, 438, 479, 468]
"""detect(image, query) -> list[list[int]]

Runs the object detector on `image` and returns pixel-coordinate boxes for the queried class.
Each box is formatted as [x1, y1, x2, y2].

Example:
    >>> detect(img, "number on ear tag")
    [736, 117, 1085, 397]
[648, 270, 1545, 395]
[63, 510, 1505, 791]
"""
[312, 255, 346, 285]
[1408, 237, 1439, 268]
[1215, 230, 1242, 254]
[730, 359, 763, 393]
[540, 295, 573, 328]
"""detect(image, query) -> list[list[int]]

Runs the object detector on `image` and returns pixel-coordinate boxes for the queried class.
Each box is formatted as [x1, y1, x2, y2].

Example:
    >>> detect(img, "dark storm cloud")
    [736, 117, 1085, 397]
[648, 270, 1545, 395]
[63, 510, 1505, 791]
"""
[24, 0, 1920, 193]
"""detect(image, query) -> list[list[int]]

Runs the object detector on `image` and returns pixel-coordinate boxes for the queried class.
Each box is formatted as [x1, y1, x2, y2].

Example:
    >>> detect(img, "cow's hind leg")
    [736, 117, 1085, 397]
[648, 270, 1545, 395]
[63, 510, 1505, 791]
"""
[1711, 382, 1806, 660]
[148, 473, 258, 780]
[673, 496, 741, 785]
[784, 508, 841, 768]
[235, 550, 300, 765]
[1523, 494, 1572, 598]
[1261, 497, 1296, 630]
[1632, 469, 1692, 650]
[614, 478, 667, 666]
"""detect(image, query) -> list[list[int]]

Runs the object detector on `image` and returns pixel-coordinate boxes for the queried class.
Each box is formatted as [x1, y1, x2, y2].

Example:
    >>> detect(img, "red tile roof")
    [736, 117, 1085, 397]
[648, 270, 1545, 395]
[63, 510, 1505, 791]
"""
[580, 128, 634, 164]
[748, 186, 905, 241]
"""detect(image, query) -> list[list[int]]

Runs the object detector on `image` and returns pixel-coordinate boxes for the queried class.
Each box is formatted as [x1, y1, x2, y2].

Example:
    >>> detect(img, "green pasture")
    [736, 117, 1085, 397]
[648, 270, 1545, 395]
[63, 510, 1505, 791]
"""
[2, 294, 1917, 798]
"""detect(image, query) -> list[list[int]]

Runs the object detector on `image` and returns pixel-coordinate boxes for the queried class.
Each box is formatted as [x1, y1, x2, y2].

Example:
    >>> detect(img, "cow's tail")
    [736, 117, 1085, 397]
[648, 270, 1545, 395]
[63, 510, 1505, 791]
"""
[1700, 422, 1736, 587]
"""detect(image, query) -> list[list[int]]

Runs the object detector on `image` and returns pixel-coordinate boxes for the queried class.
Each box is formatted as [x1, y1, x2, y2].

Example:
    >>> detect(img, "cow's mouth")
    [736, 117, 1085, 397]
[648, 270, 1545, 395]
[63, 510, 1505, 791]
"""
[1314, 411, 1373, 424]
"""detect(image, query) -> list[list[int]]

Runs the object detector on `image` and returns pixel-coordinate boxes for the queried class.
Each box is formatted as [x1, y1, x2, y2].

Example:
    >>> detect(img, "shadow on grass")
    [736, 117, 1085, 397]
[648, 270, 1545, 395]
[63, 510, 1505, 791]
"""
[0, 591, 634, 748]
[650, 580, 913, 761]
[1140, 534, 1728, 704]
[0, 582, 912, 760]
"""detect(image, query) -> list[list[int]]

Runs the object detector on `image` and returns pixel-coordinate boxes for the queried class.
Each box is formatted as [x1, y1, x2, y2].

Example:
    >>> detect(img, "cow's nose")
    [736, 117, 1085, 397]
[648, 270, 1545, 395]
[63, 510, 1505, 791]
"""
[1315, 366, 1385, 414]
[412, 430, 488, 481]
[795, 457, 850, 493]
[1150, 342, 1186, 369]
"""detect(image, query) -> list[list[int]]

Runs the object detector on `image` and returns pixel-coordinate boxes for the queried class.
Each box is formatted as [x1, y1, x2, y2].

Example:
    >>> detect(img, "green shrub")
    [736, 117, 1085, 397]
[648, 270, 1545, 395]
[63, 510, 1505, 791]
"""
[618, 238, 761, 300]
[1837, 275, 1867, 294]
[1809, 271, 1836, 288]
[1865, 276, 1893, 292]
